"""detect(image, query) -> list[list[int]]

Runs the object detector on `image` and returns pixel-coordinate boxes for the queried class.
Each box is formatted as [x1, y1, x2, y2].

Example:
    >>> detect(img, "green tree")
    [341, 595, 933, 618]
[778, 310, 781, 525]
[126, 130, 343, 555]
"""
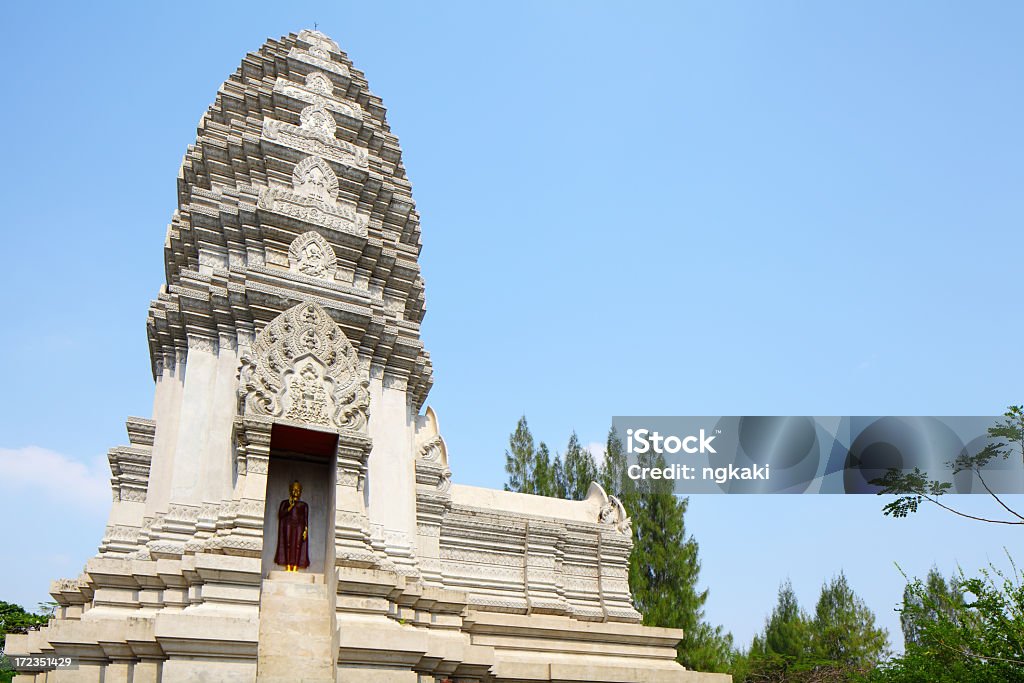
[599, 426, 628, 496]
[760, 580, 812, 660]
[869, 558, 1024, 682]
[900, 567, 965, 649]
[628, 450, 731, 672]
[551, 452, 568, 499]
[531, 442, 556, 497]
[0, 602, 53, 683]
[504, 415, 535, 494]
[744, 581, 816, 682]
[562, 431, 598, 501]
[810, 573, 890, 671]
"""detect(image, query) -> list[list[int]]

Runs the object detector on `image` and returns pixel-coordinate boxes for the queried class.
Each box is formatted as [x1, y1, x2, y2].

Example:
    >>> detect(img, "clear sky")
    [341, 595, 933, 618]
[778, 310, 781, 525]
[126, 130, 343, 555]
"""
[1, 0, 1022, 654]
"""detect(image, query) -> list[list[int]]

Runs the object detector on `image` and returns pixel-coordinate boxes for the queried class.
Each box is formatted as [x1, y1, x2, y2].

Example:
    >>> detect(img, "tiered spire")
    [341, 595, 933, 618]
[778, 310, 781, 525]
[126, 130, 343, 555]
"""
[147, 29, 432, 408]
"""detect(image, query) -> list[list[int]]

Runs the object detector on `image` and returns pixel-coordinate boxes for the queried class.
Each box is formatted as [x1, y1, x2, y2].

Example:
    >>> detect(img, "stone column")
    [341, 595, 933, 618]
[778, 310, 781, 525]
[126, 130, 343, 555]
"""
[211, 418, 271, 558]
[145, 347, 186, 518]
[333, 433, 378, 568]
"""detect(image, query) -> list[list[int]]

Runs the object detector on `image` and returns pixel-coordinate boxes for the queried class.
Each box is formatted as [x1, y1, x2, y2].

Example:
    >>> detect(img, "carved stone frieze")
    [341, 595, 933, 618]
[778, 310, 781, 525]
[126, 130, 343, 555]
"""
[263, 116, 370, 169]
[274, 76, 363, 121]
[257, 185, 368, 237]
[288, 52, 352, 80]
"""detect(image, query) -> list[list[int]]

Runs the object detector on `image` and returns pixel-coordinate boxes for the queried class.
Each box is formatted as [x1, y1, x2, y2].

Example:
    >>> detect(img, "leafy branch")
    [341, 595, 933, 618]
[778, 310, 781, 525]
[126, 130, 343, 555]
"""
[871, 406, 1024, 525]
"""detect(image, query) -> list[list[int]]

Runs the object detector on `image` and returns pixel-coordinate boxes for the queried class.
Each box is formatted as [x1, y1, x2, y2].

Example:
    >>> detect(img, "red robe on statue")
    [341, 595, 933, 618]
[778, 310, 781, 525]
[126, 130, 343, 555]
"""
[274, 499, 310, 568]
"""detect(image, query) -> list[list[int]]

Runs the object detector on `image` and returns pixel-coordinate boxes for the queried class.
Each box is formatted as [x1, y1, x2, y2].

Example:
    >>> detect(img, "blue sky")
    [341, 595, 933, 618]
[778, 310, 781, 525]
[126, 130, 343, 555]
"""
[1, 0, 1022, 653]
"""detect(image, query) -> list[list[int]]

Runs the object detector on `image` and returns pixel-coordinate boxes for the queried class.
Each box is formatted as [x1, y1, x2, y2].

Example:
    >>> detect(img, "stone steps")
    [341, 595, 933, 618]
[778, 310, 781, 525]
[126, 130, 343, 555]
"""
[256, 571, 336, 683]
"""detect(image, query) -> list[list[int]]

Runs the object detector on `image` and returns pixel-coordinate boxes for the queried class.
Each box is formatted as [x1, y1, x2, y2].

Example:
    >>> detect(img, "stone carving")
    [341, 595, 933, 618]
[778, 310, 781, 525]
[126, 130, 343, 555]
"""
[238, 301, 369, 431]
[274, 77, 363, 120]
[418, 435, 444, 463]
[285, 363, 330, 423]
[292, 155, 338, 204]
[300, 104, 336, 137]
[288, 231, 337, 278]
[263, 116, 369, 169]
[288, 49, 351, 78]
[258, 154, 368, 236]
[587, 482, 631, 535]
[298, 29, 340, 53]
[257, 186, 369, 237]
[306, 71, 334, 95]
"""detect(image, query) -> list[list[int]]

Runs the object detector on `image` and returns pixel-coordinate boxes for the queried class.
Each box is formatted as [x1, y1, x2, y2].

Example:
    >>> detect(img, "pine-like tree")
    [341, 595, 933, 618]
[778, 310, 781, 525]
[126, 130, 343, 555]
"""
[503, 415, 535, 493]
[627, 450, 727, 671]
[551, 452, 568, 499]
[746, 580, 813, 680]
[900, 567, 964, 649]
[532, 442, 555, 497]
[763, 580, 812, 659]
[810, 572, 890, 670]
[563, 431, 598, 501]
[599, 426, 628, 496]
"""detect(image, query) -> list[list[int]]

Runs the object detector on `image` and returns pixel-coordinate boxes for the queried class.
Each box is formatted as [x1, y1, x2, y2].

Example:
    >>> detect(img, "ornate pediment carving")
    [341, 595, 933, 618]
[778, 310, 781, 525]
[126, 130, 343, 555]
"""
[256, 155, 369, 237]
[262, 106, 370, 170]
[238, 302, 369, 431]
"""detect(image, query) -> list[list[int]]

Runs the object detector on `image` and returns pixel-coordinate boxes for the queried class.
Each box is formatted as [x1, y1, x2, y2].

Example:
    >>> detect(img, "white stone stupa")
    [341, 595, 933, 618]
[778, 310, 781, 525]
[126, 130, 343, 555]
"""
[7, 30, 729, 683]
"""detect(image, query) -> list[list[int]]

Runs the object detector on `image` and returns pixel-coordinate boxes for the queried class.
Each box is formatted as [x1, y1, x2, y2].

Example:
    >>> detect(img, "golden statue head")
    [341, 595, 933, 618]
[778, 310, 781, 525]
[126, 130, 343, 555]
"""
[289, 480, 302, 498]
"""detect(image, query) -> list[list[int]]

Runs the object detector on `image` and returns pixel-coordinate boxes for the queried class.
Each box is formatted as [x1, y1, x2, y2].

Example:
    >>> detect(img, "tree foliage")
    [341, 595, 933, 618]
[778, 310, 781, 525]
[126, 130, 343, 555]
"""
[811, 573, 890, 670]
[598, 426, 628, 497]
[0, 601, 51, 651]
[872, 406, 1024, 525]
[504, 415, 536, 494]
[900, 567, 965, 649]
[869, 559, 1024, 683]
[562, 432, 598, 501]
[739, 575, 888, 682]
[0, 602, 53, 683]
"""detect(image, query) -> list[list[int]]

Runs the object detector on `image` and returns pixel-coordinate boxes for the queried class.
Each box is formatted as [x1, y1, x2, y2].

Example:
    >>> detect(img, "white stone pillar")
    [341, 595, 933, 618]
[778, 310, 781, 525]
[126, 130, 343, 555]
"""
[168, 335, 219, 504]
[366, 372, 417, 558]
[195, 333, 241, 505]
[145, 348, 186, 517]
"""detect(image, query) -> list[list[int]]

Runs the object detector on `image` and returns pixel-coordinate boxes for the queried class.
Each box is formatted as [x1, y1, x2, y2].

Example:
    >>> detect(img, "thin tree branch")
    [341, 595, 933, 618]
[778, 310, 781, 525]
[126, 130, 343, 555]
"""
[922, 495, 1024, 525]
[972, 467, 1024, 522]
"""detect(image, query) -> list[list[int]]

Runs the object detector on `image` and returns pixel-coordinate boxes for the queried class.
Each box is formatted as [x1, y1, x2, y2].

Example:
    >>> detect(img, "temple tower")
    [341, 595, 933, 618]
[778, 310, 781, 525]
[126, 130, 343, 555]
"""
[6, 30, 730, 683]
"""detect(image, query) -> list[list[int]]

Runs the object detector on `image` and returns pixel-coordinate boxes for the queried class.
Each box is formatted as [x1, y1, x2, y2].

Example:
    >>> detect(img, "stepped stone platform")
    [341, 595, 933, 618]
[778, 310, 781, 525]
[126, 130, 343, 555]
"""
[6, 28, 730, 683]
